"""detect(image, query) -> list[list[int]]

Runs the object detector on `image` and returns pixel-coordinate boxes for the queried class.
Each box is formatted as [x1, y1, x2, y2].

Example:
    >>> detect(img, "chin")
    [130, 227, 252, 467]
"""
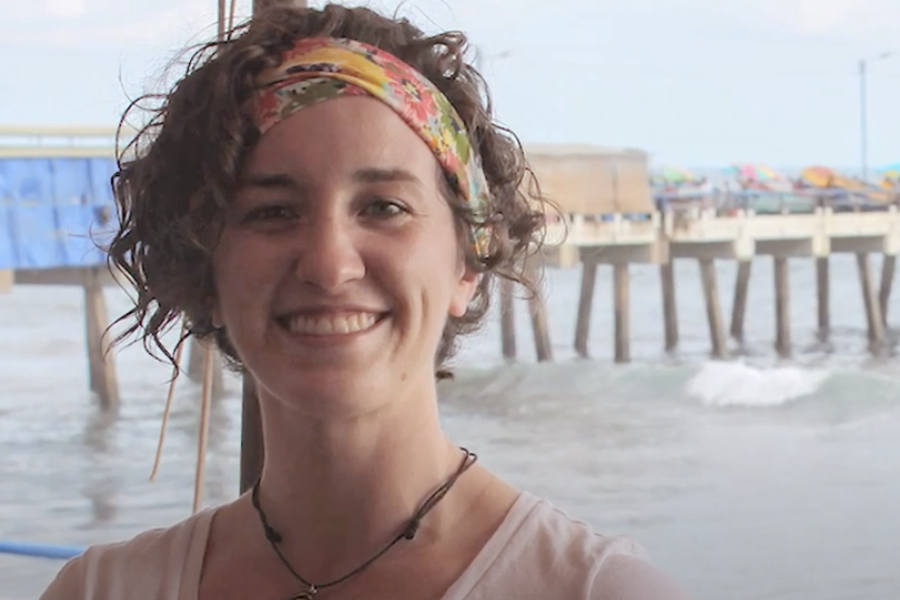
[259, 367, 396, 418]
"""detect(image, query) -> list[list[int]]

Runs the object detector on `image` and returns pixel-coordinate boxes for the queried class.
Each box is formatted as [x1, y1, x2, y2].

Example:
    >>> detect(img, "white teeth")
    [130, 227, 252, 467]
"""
[287, 313, 378, 336]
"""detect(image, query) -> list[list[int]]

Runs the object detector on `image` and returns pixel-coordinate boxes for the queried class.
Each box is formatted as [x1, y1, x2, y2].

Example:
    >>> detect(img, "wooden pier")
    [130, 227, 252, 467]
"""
[509, 206, 900, 361]
[0, 126, 223, 411]
[6, 129, 900, 417]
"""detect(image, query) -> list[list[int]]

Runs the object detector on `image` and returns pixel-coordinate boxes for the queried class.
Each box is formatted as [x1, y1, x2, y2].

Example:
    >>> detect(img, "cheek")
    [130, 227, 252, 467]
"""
[407, 236, 464, 308]
[212, 234, 281, 313]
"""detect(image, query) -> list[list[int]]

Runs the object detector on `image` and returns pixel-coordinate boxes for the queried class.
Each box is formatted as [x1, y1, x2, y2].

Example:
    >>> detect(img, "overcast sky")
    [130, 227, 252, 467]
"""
[2, 0, 899, 168]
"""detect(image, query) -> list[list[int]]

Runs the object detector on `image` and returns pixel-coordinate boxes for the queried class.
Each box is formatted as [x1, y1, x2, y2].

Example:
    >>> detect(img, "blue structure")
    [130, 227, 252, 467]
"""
[0, 157, 117, 270]
[0, 540, 85, 560]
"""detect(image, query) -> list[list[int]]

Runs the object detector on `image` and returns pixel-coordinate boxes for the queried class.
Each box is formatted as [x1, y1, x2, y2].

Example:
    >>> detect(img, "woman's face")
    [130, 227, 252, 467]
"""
[211, 96, 478, 416]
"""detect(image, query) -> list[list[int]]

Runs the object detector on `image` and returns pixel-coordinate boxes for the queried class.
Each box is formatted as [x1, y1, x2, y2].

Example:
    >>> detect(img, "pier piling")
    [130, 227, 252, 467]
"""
[82, 267, 119, 411]
[816, 257, 830, 337]
[526, 263, 553, 362]
[614, 264, 630, 363]
[730, 260, 752, 341]
[699, 259, 727, 358]
[857, 253, 886, 347]
[879, 254, 896, 325]
[574, 259, 598, 358]
[774, 257, 791, 357]
[499, 278, 517, 360]
[660, 261, 679, 352]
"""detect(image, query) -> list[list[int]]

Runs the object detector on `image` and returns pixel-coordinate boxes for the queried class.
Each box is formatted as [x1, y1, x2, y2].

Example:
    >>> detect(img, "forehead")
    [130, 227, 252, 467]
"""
[243, 96, 441, 179]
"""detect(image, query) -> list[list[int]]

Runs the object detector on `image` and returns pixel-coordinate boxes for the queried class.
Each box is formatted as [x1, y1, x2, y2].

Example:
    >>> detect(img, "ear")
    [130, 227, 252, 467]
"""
[448, 267, 480, 318]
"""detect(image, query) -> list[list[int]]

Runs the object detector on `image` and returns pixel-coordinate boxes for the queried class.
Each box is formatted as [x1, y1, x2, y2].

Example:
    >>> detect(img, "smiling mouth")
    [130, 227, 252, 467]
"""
[277, 312, 385, 336]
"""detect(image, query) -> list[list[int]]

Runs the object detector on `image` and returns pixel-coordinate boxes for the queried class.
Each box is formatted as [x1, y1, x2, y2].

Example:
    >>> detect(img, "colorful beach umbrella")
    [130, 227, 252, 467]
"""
[876, 163, 900, 179]
[732, 163, 783, 182]
[660, 166, 697, 184]
[800, 166, 838, 188]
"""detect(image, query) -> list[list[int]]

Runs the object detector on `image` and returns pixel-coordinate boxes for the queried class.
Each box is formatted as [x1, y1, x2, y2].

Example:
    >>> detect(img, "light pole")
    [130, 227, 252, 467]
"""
[859, 52, 892, 182]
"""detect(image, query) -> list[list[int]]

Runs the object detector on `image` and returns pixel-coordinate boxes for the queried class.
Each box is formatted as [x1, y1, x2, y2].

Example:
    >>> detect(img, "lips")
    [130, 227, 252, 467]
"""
[280, 311, 382, 336]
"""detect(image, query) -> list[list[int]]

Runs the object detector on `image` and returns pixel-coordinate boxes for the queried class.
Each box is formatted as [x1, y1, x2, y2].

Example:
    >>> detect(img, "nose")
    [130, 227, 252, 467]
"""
[294, 212, 366, 291]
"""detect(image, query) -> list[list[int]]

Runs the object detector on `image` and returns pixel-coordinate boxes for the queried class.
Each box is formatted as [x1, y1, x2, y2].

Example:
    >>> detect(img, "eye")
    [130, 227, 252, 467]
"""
[362, 198, 407, 219]
[242, 204, 297, 223]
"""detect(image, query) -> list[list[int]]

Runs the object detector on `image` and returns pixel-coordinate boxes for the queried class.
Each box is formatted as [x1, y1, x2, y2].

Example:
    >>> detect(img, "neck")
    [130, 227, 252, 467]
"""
[251, 379, 467, 576]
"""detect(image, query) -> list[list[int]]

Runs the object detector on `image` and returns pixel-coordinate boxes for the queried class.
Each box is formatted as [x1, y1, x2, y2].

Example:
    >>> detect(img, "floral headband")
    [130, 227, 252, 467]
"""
[251, 37, 492, 259]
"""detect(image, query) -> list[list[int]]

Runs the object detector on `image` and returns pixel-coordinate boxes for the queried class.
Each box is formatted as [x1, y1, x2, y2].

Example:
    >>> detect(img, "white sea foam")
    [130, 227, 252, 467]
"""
[686, 360, 830, 407]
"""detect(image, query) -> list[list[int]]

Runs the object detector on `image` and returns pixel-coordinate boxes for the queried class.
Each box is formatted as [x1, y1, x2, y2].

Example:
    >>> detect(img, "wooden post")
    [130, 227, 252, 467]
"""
[499, 278, 517, 360]
[816, 257, 830, 336]
[574, 259, 598, 358]
[730, 260, 752, 341]
[83, 267, 119, 411]
[879, 254, 896, 325]
[774, 257, 791, 358]
[699, 259, 727, 358]
[240, 374, 265, 494]
[528, 282, 553, 362]
[0, 269, 12, 293]
[660, 261, 678, 352]
[857, 253, 885, 346]
[239, 0, 309, 495]
[613, 263, 630, 363]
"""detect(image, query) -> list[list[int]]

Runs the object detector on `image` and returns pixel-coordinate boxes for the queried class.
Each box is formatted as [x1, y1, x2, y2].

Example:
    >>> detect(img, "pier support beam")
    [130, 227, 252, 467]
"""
[660, 261, 679, 352]
[816, 257, 830, 337]
[526, 263, 553, 362]
[574, 259, 598, 358]
[699, 259, 727, 359]
[774, 257, 791, 358]
[857, 253, 886, 348]
[83, 267, 119, 411]
[499, 278, 517, 360]
[614, 264, 630, 363]
[730, 260, 752, 342]
[879, 254, 896, 325]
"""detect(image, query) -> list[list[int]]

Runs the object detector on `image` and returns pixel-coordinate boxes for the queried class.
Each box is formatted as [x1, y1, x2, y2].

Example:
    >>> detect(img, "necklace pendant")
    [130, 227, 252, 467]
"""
[290, 586, 317, 600]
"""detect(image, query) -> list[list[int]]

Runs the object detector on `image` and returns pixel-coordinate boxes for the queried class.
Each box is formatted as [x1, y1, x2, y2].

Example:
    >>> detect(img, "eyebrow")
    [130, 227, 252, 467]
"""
[242, 173, 300, 189]
[352, 167, 423, 186]
[242, 167, 423, 189]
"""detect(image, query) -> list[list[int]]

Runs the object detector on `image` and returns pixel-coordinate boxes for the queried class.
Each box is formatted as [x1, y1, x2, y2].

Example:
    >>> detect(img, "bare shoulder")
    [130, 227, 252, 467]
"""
[39, 509, 216, 600]
[40, 549, 87, 600]
[478, 495, 692, 600]
[592, 553, 693, 600]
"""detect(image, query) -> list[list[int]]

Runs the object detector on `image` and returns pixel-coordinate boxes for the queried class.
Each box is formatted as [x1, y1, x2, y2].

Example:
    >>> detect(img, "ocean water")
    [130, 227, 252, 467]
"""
[2, 254, 899, 600]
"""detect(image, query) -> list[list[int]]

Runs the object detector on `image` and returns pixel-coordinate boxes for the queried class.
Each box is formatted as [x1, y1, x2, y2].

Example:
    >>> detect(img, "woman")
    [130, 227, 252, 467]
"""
[41, 4, 690, 599]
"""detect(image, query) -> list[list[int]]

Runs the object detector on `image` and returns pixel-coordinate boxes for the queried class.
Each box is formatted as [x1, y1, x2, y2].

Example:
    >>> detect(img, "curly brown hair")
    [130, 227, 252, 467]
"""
[108, 2, 550, 378]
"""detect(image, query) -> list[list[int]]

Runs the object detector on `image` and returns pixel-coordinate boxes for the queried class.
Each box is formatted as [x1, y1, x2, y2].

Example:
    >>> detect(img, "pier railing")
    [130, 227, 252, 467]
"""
[545, 206, 900, 260]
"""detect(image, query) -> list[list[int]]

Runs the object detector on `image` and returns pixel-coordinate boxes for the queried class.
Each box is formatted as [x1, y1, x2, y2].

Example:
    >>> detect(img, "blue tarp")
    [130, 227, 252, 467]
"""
[0, 157, 117, 269]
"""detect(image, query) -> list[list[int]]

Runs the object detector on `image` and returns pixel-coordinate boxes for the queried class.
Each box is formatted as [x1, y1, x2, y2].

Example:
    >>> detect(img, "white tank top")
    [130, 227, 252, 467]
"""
[39, 491, 691, 600]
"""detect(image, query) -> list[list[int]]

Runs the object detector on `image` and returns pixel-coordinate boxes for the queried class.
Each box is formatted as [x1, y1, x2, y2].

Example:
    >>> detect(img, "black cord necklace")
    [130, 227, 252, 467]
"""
[250, 448, 477, 600]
